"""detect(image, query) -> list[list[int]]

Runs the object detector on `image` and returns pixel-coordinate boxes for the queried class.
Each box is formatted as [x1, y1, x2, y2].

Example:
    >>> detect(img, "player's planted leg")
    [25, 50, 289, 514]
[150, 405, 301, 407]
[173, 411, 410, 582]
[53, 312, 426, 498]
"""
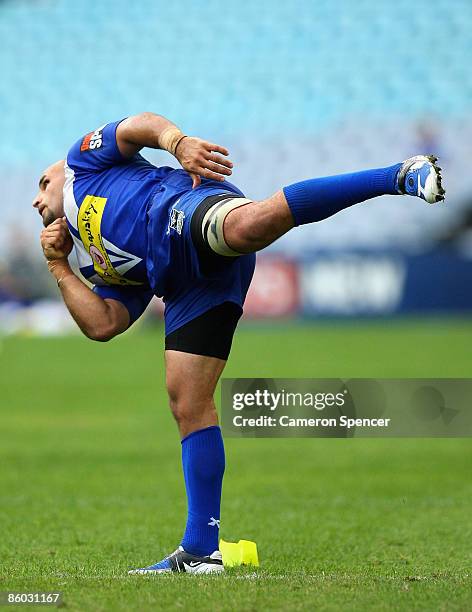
[223, 156, 444, 254]
[129, 351, 227, 575]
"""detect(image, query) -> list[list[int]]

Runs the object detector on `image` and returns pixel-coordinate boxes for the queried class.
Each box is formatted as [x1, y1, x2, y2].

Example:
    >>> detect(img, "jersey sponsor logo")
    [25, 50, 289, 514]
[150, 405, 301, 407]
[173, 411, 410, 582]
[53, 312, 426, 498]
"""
[77, 194, 143, 286]
[80, 126, 105, 152]
[168, 207, 185, 235]
[89, 244, 107, 270]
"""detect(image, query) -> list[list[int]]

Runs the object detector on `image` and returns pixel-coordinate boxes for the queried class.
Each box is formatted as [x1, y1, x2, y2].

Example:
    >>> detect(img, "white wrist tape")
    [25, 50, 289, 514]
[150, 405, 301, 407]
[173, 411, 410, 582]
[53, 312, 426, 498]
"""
[158, 126, 186, 155]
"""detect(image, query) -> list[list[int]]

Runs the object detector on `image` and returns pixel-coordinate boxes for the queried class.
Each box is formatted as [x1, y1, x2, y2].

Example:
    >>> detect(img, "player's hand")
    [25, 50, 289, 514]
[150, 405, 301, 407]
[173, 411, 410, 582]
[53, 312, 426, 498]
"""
[40, 217, 73, 261]
[175, 136, 233, 189]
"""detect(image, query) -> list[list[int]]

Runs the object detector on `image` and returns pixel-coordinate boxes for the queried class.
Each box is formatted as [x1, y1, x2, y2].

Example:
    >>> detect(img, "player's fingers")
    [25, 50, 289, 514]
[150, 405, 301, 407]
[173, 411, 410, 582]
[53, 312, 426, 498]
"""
[41, 226, 57, 238]
[204, 142, 229, 156]
[43, 224, 62, 233]
[40, 232, 56, 244]
[42, 227, 64, 240]
[199, 168, 226, 182]
[43, 237, 63, 249]
[203, 160, 232, 176]
[42, 222, 63, 232]
[42, 229, 64, 242]
[48, 217, 64, 227]
[206, 152, 233, 169]
[41, 242, 59, 255]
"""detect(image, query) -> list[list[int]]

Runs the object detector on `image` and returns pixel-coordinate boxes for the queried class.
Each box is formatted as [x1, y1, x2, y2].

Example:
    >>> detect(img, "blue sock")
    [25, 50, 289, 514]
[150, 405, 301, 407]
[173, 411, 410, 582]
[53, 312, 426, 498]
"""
[180, 426, 225, 556]
[283, 163, 402, 226]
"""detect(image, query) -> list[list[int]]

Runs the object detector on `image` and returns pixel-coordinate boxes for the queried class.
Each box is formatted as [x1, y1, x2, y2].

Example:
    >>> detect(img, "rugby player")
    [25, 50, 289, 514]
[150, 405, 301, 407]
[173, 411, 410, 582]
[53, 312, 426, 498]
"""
[34, 112, 444, 574]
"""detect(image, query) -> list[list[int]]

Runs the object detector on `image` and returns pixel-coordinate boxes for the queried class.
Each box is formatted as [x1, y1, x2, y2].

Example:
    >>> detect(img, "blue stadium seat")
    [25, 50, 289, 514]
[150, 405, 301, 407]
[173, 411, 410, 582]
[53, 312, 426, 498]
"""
[1, 0, 471, 250]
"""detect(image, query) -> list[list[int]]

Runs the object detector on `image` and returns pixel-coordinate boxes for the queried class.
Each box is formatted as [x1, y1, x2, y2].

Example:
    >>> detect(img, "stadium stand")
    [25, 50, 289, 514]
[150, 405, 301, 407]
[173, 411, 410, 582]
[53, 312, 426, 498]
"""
[1, 0, 472, 255]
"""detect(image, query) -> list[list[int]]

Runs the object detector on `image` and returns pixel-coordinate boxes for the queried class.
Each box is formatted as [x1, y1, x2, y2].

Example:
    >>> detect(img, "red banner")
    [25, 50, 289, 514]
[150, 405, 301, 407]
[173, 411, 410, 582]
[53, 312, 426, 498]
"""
[244, 257, 299, 318]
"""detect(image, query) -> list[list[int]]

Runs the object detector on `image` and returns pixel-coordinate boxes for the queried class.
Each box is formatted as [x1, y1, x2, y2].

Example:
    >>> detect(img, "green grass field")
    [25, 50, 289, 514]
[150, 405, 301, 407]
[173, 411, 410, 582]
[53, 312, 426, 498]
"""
[1, 319, 471, 611]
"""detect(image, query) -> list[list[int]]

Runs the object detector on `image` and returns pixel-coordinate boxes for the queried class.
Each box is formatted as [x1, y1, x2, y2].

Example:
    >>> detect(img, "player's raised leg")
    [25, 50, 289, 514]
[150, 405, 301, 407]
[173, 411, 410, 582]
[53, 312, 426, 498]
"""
[221, 155, 445, 254]
[129, 350, 227, 575]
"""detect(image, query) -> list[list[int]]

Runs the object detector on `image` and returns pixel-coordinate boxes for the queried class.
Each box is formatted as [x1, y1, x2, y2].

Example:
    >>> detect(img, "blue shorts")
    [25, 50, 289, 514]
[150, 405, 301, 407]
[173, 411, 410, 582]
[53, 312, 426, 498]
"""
[146, 172, 256, 336]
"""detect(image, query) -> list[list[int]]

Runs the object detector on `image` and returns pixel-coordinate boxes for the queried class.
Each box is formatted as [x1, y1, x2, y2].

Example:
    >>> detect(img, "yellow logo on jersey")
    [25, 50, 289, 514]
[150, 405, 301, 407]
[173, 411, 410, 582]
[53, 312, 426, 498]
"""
[78, 195, 142, 286]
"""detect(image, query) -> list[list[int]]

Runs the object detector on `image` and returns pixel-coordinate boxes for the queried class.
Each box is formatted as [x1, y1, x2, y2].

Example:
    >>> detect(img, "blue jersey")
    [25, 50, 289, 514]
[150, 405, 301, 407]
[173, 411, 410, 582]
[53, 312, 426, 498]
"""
[64, 121, 173, 288]
[64, 120, 255, 334]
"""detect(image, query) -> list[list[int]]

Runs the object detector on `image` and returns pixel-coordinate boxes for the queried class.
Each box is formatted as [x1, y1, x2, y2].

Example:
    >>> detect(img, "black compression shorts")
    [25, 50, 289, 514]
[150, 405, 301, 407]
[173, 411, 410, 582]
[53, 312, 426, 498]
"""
[164, 301, 242, 360]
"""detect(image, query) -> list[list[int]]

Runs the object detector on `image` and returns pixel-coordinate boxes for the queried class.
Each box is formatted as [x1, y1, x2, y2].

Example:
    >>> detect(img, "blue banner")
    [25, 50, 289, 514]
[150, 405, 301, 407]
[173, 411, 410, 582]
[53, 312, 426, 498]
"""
[299, 249, 472, 316]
